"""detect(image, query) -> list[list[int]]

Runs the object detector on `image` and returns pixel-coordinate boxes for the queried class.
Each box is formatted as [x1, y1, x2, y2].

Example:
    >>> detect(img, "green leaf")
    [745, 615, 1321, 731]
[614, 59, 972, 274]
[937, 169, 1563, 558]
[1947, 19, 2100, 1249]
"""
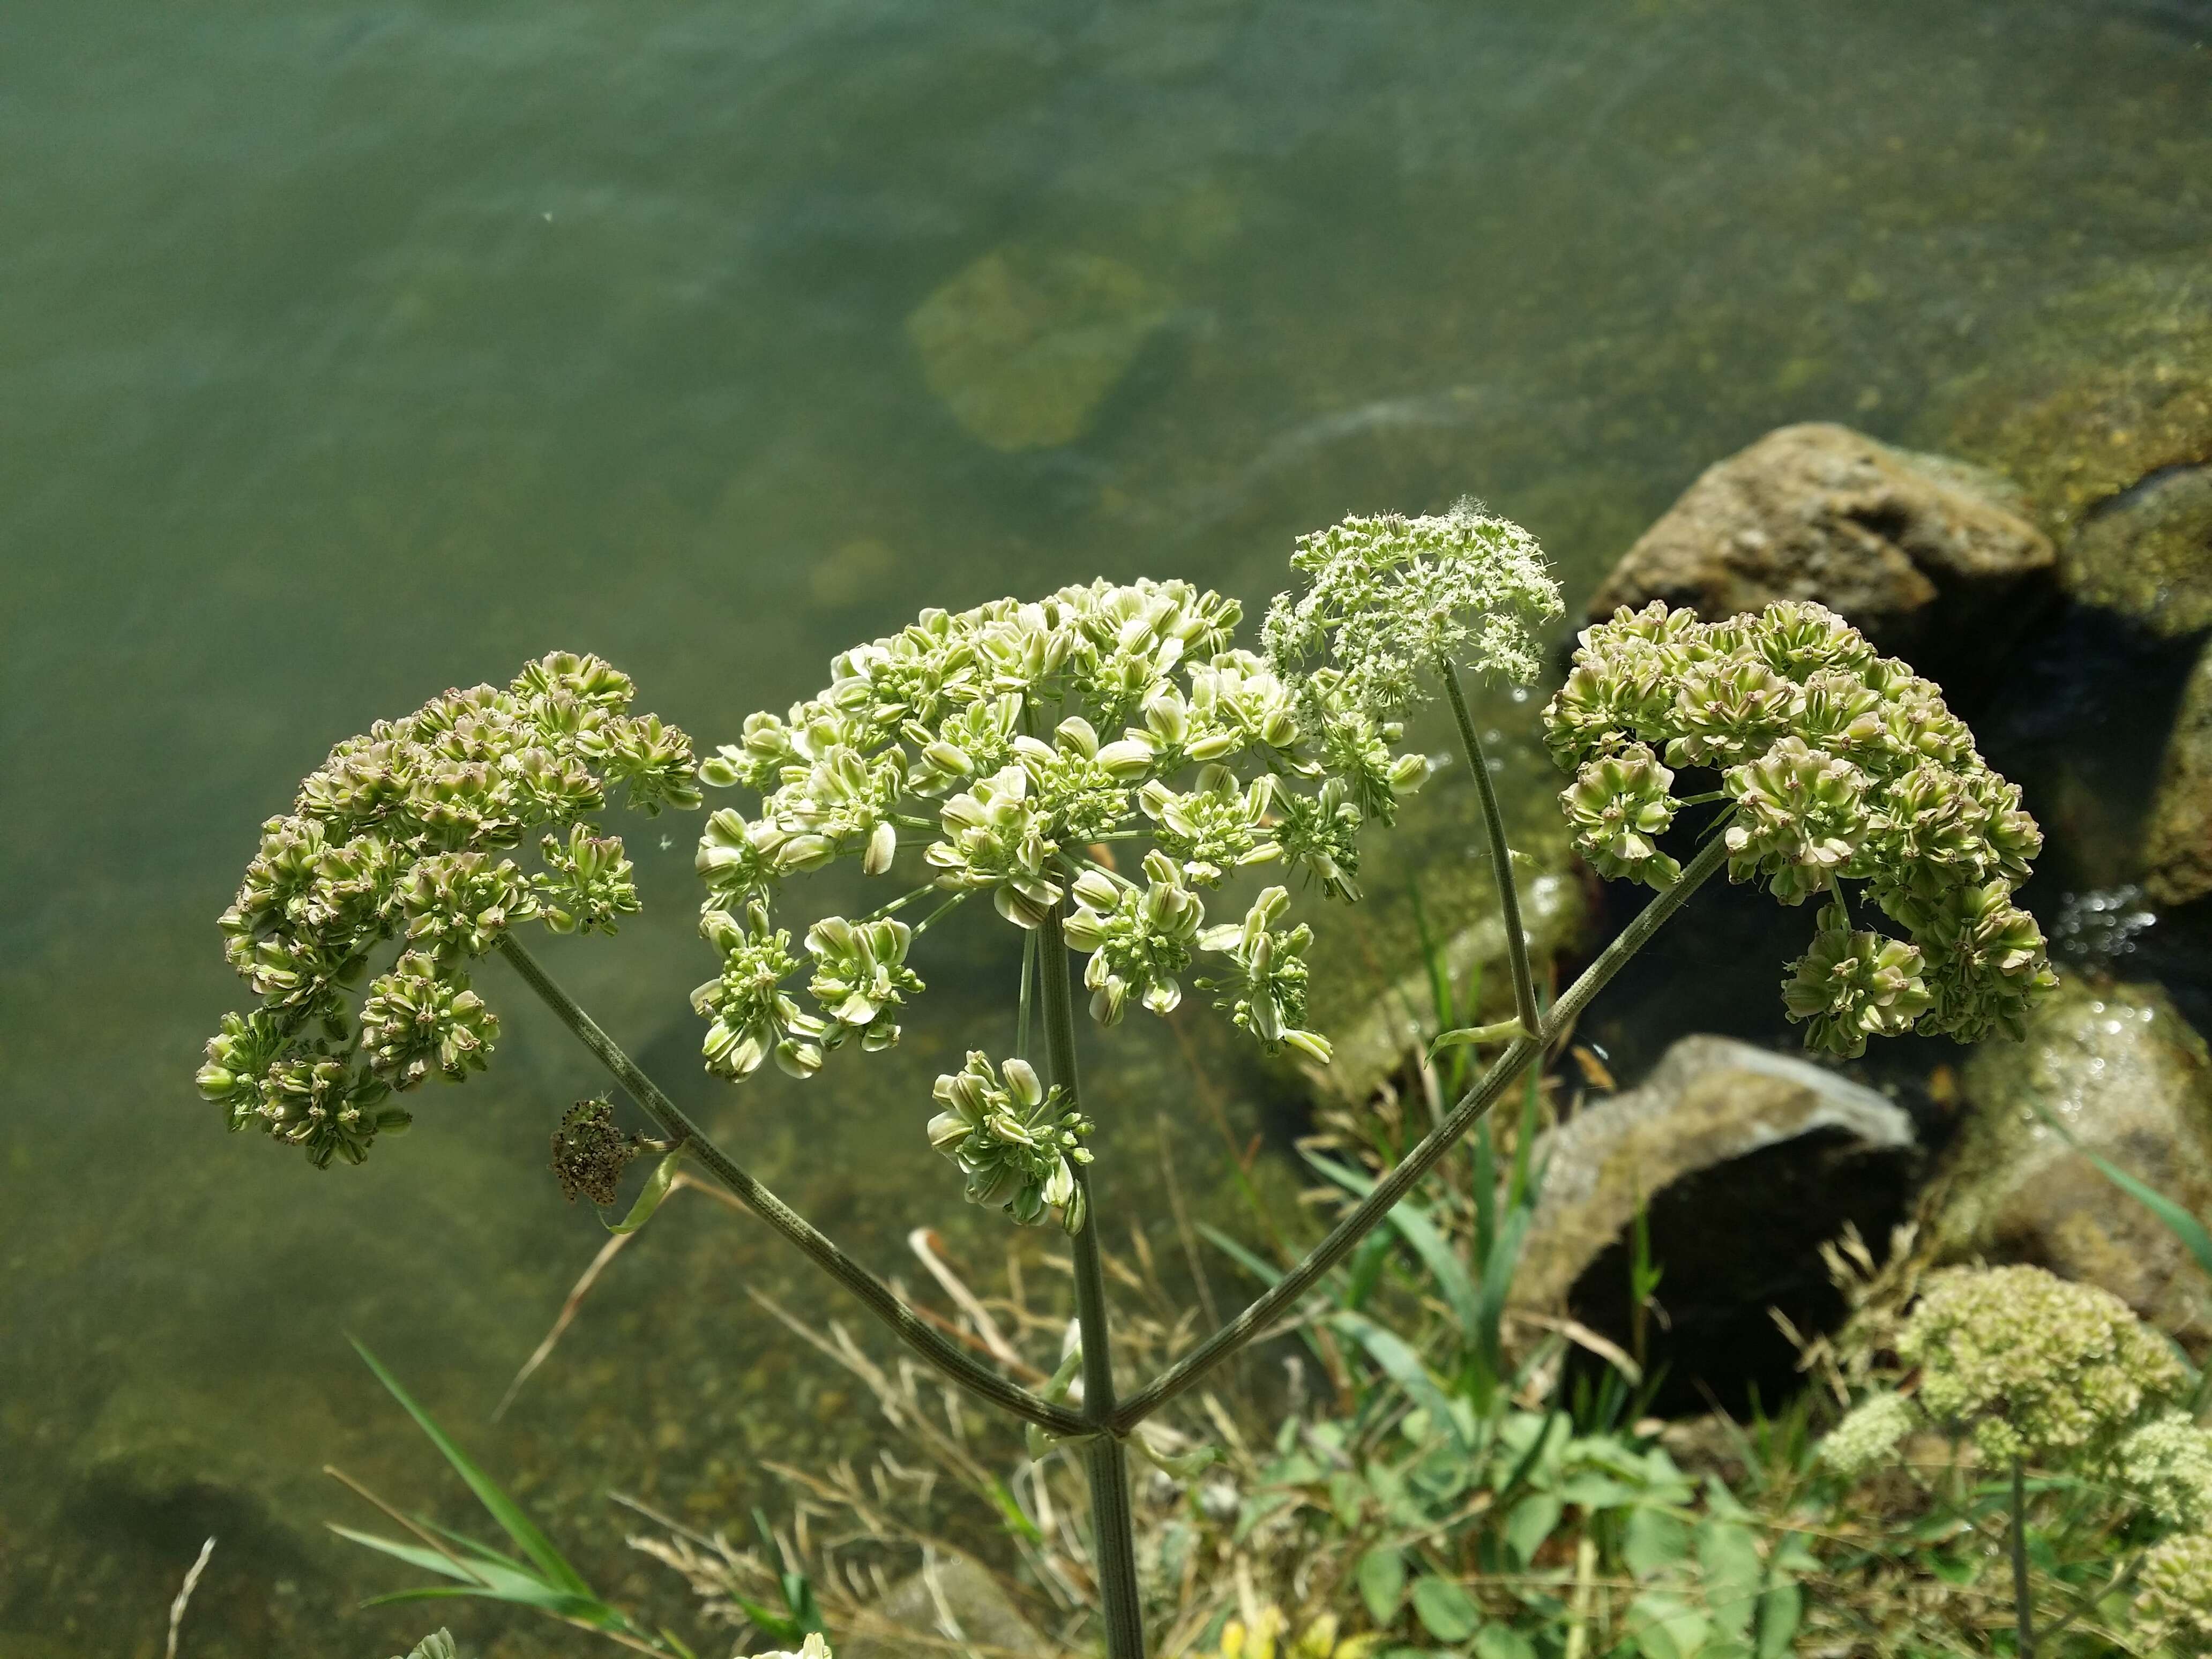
[1623, 1505, 1692, 1581]
[604, 1149, 682, 1235]
[1503, 1493, 1564, 1567]
[1754, 1581, 1802, 1659]
[1358, 1545, 1408, 1623]
[1333, 1311, 1471, 1454]
[1626, 1588, 1709, 1659]
[1199, 1223, 1284, 1287]
[348, 1341, 593, 1596]
[1305, 1152, 1481, 1351]
[1411, 1575, 1482, 1643]
[1474, 1629, 1538, 1659]
[2066, 1130, 2212, 1280]
[1696, 1518, 1764, 1640]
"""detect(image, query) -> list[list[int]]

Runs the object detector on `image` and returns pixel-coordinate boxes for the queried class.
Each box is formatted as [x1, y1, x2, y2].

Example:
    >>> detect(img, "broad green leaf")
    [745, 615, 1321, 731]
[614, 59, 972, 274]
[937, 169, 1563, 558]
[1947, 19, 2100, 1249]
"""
[1411, 1575, 1482, 1643]
[1504, 1494, 1564, 1567]
[1627, 1588, 1709, 1659]
[604, 1149, 682, 1235]
[1754, 1580, 1802, 1659]
[1474, 1629, 1538, 1659]
[349, 1341, 592, 1596]
[1697, 1518, 1764, 1640]
[1623, 1505, 1692, 1581]
[1555, 1472, 1642, 1510]
[1358, 1545, 1408, 1623]
[1333, 1312, 1471, 1454]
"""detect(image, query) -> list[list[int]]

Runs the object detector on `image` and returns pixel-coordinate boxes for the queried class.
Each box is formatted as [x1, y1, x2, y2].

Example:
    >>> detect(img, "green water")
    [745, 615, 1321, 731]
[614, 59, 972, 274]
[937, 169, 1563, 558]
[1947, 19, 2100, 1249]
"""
[3, 1, 2208, 1651]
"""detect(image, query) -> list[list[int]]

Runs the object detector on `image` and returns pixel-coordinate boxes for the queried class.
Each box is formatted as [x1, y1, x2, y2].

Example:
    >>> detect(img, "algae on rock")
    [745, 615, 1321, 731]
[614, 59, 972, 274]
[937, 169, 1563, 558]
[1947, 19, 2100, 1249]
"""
[905, 245, 1171, 452]
[1940, 978, 2212, 1345]
[2145, 636, 2212, 908]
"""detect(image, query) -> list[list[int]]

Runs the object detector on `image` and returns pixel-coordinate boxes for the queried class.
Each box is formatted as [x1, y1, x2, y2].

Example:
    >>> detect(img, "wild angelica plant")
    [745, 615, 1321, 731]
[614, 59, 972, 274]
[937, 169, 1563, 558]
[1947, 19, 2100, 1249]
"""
[195, 506, 2052, 1659]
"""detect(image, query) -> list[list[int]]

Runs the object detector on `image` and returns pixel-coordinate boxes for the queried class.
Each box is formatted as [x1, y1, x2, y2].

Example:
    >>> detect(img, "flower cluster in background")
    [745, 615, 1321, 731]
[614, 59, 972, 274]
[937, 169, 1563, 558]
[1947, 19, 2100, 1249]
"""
[195, 653, 698, 1167]
[1543, 599, 2056, 1054]
[691, 575, 1440, 1228]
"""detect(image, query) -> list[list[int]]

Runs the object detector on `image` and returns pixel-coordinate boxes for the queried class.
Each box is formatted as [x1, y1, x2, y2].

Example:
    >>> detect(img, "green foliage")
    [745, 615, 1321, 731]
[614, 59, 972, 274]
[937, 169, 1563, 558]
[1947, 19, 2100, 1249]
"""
[332, 1342, 704, 1657]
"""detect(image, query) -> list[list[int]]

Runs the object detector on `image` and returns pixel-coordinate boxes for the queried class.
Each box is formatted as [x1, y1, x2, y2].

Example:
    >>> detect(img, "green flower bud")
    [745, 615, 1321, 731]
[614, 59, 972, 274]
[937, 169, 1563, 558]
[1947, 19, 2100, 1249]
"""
[360, 951, 500, 1088]
[927, 1051, 1093, 1232]
[1780, 906, 1932, 1057]
[1561, 743, 1681, 888]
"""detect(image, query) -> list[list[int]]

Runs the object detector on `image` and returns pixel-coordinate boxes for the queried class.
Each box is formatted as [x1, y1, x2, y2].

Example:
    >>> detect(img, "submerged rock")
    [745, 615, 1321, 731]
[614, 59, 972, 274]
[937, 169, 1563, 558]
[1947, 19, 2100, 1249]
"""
[905, 245, 1171, 452]
[1938, 978, 2212, 1344]
[1511, 1035, 1919, 1413]
[1583, 422, 2054, 674]
[2146, 638, 2212, 908]
[840, 1551, 1049, 1659]
[1935, 259, 2212, 539]
[2062, 463, 2212, 639]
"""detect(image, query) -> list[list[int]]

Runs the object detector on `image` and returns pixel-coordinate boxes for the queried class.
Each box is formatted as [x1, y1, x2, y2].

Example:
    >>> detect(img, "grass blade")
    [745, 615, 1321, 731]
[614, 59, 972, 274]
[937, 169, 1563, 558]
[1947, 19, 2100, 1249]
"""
[349, 1340, 593, 1595]
[1333, 1310, 1471, 1454]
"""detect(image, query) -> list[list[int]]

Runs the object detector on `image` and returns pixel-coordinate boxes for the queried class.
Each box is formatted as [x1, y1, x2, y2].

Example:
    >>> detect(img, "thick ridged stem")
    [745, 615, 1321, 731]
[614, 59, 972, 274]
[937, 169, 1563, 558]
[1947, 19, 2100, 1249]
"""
[1441, 657, 1542, 1038]
[1036, 905, 1145, 1659]
[495, 933, 1083, 1438]
[1109, 827, 1730, 1433]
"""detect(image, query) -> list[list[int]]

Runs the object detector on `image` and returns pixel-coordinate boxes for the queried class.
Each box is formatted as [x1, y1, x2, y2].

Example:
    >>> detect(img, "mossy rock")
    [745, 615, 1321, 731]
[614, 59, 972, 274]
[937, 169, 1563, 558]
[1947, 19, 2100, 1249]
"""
[905, 245, 1171, 452]
[2145, 634, 2212, 907]
[2063, 462, 2212, 640]
[1939, 978, 2212, 1344]
[1930, 258, 2212, 540]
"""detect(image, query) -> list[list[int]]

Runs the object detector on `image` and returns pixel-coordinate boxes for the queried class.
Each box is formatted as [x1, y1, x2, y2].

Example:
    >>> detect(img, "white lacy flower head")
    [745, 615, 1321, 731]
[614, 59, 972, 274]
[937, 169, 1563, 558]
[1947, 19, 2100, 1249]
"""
[693, 573, 1427, 1226]
[1261, 499, 1563, 720]
[759, 1636, 833, 1659]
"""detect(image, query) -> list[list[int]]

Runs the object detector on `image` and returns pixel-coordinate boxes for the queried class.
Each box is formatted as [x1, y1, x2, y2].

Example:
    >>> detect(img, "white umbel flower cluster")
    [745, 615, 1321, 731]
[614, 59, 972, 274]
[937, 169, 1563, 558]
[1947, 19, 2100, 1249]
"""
[1261, 500, 1563, 721]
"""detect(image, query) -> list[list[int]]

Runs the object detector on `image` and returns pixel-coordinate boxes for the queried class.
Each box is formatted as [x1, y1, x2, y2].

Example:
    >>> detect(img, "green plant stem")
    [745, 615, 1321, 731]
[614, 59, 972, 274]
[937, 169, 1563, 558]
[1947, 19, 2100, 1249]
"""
[1036, 905, 1147, 1659]
[1110, 826, 1730, 1433]
[2012, 1458, 2036, 1659]
[1439, 657, 1542, 1038]
[494, 933, 1084, 1438]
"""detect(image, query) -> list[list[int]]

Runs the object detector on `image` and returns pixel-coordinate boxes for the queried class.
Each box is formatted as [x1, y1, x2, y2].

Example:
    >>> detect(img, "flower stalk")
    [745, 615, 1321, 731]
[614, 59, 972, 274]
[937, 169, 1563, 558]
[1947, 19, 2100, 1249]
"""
[1439, 655, 1541, 1038]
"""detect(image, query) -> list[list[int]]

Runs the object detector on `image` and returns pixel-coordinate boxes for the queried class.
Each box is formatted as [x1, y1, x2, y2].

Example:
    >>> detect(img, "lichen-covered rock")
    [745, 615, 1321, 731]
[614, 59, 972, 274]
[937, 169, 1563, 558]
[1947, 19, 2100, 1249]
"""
[839, 1551, 1048, 1659]
[1511, 1036, 1918, 1410]
[2146, 637, 2212, 907]
[1582, 423, 2054, 670]
[905, 245, 1170, 452]
[1939, 978, 2212, 1344]
[2062, 463, 2212, 638]
[1934, 259, 2212, 539]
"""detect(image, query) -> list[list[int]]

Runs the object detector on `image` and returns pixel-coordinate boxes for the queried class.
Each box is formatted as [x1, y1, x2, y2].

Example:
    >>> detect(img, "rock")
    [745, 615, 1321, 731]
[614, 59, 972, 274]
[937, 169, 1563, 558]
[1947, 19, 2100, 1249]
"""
[2062, 463, 2212, 638]
[1511, 1036, 1919, 1413]
[905, 245, 1171, 452]
[839, 1551, 1050, 1659]
[1934, 259, 2212, 539]
[1938, 978, 2212, 1343]
[2146, 637, 2212, 907]
[1583, 423, 2055, 675]
[1295, 733, 1590, 1108]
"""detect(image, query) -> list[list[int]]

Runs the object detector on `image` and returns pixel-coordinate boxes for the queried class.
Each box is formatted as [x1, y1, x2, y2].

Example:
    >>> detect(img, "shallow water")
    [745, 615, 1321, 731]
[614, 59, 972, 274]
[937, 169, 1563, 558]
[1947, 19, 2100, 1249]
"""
[4, 2, 2210, 1652]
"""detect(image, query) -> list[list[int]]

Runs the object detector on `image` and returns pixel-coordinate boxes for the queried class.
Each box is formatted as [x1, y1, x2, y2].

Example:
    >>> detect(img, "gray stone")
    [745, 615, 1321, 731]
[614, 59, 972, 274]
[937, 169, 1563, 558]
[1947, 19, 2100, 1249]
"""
[1939, 978, 2212, 1344]
[2062, 463, 2212, 639]
[905, 245, 1171, 452]
[1509, 1036, 1919, 1409]
[1585, 422, 2054, 672]
[840, 1551, 1051, 1659]
[2145, 636, 2212, 907]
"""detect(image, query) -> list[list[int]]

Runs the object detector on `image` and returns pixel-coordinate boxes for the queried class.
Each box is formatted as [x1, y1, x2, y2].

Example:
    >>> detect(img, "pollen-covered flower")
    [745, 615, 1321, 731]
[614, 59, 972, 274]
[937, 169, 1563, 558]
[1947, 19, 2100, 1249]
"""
[693, 903, 826, 1080]
[1780, 908, 1932, 1058]
[1899, 1265, 2183, 1465]
[1561, 743, 1680, 888]
[1063, 853, 1204, 1025]
[804, 916, 922, 1049]
[927, 1052, 1095, 1232]
[198, 652, 696, 1165]
[1197, 887, 1329, 1062]
[1261, 500, 1563, 718]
